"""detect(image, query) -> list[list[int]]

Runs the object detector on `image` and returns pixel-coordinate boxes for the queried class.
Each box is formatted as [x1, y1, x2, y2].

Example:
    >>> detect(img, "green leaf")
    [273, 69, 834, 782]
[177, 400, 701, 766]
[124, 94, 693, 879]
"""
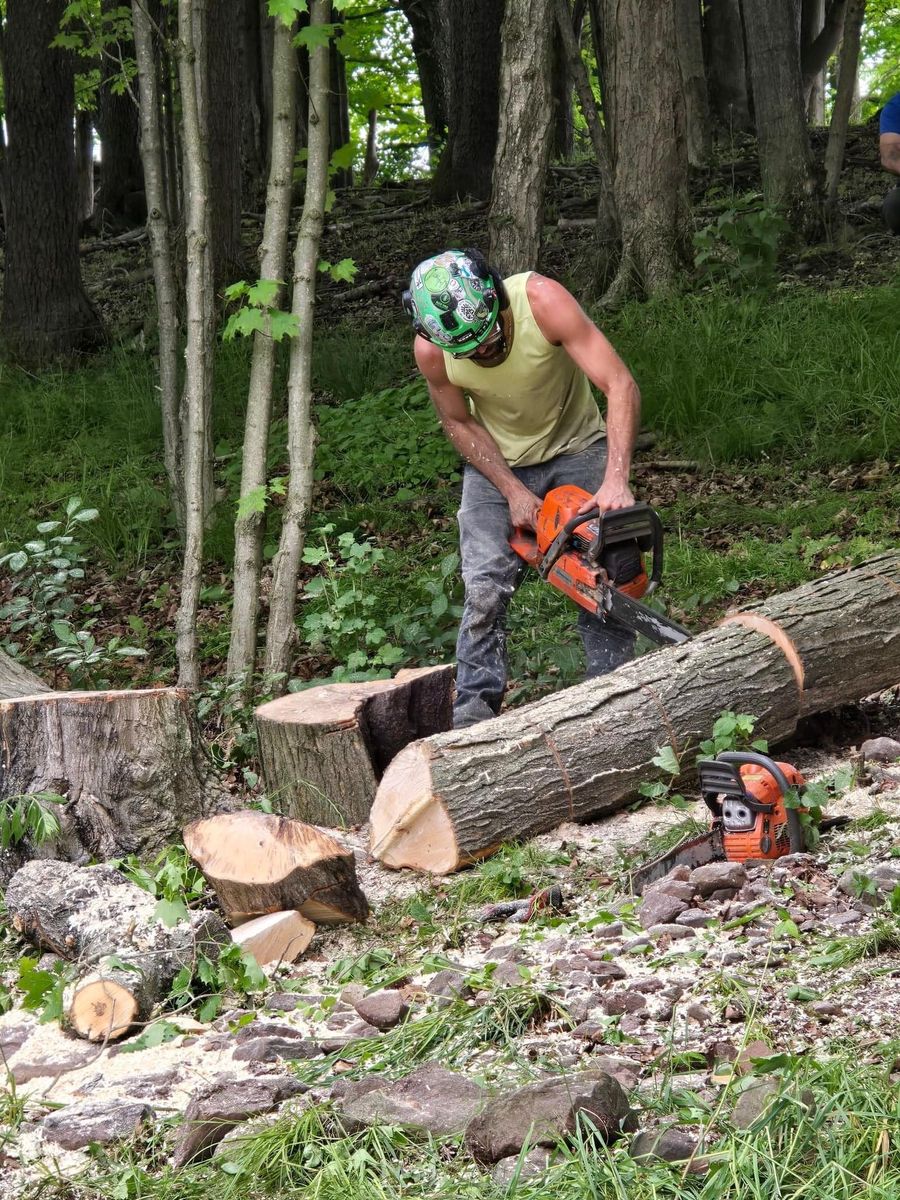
[269, 310, 300, 342]
[296, 21, 338, 51]
[154, 897, 189, 927]
[224, 307, 266, 341]
[7, 551, 28, 572]
[17, 960, 55, 1010]
[328, 257, 358, 283]
[73, 508, 99, 522]
[118, 1020, 180, 1053]
[330, 142, 356, 170]
[269, 0, 307, 23]
[224, 280, 251, 301]
[247, 278, 281, 307]
[66, 497, 83, 516]
[52, 620, 77, 645]
[652, 744, 681, 776]
[237, 485, 268, 520]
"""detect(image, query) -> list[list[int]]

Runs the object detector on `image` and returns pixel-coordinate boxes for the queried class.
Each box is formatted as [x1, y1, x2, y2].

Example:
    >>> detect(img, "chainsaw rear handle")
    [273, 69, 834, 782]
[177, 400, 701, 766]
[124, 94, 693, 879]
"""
[701, 750, 806, 854]
[539, 501, 663, 592]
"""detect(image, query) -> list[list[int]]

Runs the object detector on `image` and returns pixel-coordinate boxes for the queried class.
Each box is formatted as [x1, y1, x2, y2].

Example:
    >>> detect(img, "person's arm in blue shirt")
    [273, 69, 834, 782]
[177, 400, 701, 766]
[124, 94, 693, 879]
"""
[880, 94, 900, 176]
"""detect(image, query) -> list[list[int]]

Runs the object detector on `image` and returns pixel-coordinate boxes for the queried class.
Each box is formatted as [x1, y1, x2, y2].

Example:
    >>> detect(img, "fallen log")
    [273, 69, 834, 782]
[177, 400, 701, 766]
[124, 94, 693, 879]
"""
[255, 665, 453, 827]
[0, 648, 51, 700]
[231, 910, 316, 965]
[0, 688, 226, 865]
[4, 859, 230, 1041]
[369, 553, 900, 873]
[183, 810, 369, 925]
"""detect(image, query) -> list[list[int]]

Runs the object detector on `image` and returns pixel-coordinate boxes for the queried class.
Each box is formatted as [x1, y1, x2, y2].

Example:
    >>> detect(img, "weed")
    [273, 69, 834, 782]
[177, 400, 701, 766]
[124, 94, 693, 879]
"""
[0, 790, 65, 850]
[694, 194, 789, 291]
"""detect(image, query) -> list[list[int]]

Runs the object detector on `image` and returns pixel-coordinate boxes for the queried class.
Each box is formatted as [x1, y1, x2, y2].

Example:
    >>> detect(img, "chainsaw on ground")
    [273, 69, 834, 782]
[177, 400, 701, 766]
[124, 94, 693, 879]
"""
[631, 750, 849, 894]
[509, 485, 690, 647]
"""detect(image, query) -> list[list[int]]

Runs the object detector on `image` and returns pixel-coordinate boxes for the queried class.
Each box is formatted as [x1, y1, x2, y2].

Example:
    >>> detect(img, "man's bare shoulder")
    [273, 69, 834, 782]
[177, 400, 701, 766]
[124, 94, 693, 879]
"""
[413, 335, 449, 382]
[525, 273, 586, 342]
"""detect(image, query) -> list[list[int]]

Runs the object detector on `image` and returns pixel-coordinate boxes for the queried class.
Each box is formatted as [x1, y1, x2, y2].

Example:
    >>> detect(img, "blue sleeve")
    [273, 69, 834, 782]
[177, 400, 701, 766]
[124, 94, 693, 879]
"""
[881, 94, 900, 136]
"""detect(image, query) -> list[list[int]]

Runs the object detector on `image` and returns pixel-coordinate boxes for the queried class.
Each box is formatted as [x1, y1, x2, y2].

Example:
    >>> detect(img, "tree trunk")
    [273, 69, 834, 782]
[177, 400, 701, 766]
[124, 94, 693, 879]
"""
[801, 0, 826, 122]
[743, 0, 821, 237]
[431, 0, 504, 203]
[0, 648, 51, 701]
[0, 688, 225, 867]
[240, 0, 273, 206]
[363, 108, 380, 184]
[228, 12, 299, 681]
[0, 0, 104, 362]
[207, 0, 244, 289]
[550, 0, 584, 160]
[330, 38, 353, 188]
[264, 0, 331, 682]
[488, 0, 554, 274]
[183, 809, 369, 924]
[175, 0, 216, 688]
[824, 0, 866, 222]
[95, 0, 144, 227]
[398, 0, 447, 150]
[369, 552, 900, 873]
[255, 666, 453, 827]
[704, 0, 753, 135]
[5, 860, 230, 1041]
[75, 111, 95, 223]
[601, 0, 692, 303]
[675, 0, 712, 166]
[801, 0, 848, 110]
[133, 0, 183, 523]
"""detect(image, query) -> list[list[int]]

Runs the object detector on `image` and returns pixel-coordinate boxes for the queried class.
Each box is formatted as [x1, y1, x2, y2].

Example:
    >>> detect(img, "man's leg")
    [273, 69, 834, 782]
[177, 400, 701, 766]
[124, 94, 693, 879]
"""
[453, 466, 524, 728]
[884, 185, 900, 235]
[543, 440, 637, 677]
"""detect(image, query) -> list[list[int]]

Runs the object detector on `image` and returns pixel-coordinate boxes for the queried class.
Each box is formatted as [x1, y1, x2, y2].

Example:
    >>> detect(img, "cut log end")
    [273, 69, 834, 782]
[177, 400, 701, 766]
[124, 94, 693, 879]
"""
[368, 742, 460, 874]
[68, 977, 140, 1042]
[231, 910, 315, 965]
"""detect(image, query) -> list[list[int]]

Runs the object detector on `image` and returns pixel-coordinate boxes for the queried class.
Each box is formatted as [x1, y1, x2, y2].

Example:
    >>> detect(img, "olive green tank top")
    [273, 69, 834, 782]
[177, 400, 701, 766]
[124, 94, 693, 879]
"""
[443, 272, 604, 467]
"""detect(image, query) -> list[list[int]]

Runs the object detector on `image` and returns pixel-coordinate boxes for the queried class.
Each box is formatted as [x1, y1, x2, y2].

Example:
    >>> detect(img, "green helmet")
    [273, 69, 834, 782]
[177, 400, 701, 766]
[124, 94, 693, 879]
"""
[403, 249, 501, 355]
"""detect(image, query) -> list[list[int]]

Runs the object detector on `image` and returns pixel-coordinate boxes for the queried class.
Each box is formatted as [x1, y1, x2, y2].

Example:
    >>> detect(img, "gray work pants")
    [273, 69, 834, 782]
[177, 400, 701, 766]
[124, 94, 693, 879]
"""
[453, 439, 635, 728]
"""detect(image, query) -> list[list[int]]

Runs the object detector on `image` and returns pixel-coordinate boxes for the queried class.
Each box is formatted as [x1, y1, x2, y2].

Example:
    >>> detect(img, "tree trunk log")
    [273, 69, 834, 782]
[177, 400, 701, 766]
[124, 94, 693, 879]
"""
[0, 649, 51, 701]
[0, 688, 225, 864]
[4, 859, 230, 1041]
[256, 666, 453, 827]
[183, 810, 369, 924]
[370, 553, 900, 874]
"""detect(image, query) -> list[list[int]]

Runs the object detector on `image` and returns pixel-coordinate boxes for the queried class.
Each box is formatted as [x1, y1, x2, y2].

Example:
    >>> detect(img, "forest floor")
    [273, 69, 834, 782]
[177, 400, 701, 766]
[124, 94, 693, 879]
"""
[1, 125, 900, 1197]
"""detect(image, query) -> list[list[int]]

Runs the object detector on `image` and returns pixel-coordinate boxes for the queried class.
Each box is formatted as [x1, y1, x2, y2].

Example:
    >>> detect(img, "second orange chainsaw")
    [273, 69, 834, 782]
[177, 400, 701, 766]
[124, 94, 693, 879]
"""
[509, 485, 690, 647]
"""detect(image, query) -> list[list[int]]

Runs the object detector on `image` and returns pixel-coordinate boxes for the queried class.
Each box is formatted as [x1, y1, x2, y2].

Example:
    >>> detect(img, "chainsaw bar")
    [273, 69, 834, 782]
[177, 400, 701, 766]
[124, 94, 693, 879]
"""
[601, 584, 691, 647]
[631, 825, 724, 894]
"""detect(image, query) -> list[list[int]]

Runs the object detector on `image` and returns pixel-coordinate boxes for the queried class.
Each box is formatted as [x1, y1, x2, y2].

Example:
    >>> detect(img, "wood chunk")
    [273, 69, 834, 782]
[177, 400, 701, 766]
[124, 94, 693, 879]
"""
[183, 810, 369, 924]
[369, 553, 900, 873]
[255, 664, 453, 826]
[0, 649, 51, 700]
[231, 911, 316, 965]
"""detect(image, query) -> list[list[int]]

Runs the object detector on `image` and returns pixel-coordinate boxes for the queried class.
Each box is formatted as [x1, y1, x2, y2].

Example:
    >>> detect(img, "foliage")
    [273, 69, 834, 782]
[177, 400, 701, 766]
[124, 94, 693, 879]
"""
[0, 790, 66, 850]
[113, 844, 208, 927]
[694, 194, 789, 291]
[167, 943, 268, 1023]
[638, 710, 766, 805]
[222, 279, 300, 344]
[16, 956, 73, 1024]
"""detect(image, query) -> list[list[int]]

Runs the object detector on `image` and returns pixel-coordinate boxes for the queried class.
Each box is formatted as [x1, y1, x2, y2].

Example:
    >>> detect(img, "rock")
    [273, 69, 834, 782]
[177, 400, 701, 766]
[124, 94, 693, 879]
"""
[587, 961, 627, 985]
[340, 1064, 485, 1136]
[648, 923, 697, 939]
[233, 1020, 305, 1043]
[591, 1056, 641, 1091]
[352, 990, 410, 1030]
[861, 737, 900, 763]
[735, 1039, 773, 1074]
[707, 887, 740, 904]
[592, 921, 624, 939]
[486, 942, 530, 963]
[721, 950, 745, 964]
[629, 977, 665, 994]
[731, 1079, 780, 1129]
[603, 990, 647, 1016]
[465, 1072, 634, 1164]
[8, 1039, 99, 1084]
[623, 937, 651, 952]
[491, 1148, 553, 1185]
[810, 1001, 844, 1019]
[42, 1100, 152, 1150]
[266, 992, 322, 1012]
[318, 1021, 381, 1052]
[172, 1076, 307, 1167]
[690, 862, 748, 897]
[639, 892, 688, 929]
[492, 959, 533, 987]
[232, 1036, 321, 1062]
[686, 1003, 713, 1025]
[632, 1126, 699, 1163]
[651, 879, 697, 903]
[826, 908, 863, 927]
[676, 908, 713, 928]
[424, 968, 473, 1001]
[0, 1013, 36, 1060]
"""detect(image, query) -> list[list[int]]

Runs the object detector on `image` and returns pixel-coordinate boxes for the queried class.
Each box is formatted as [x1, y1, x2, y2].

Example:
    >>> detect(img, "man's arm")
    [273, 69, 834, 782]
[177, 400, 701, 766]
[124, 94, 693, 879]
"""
[413, 337, 542, 530]
[881, 132, 900, 176]
[526, 274, 640, 513]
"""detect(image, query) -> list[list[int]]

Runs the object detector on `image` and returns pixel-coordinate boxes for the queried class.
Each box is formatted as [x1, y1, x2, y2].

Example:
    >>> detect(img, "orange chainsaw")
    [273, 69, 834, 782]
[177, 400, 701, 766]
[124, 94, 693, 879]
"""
[631, 750, 848, 893]
[509, 485, 690, 647]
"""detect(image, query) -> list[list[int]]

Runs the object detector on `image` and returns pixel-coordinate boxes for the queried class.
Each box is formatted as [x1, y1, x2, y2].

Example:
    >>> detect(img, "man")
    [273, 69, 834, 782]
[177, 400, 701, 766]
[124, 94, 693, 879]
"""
[403, 248, 641, 729]
[881, 92, 900, 235]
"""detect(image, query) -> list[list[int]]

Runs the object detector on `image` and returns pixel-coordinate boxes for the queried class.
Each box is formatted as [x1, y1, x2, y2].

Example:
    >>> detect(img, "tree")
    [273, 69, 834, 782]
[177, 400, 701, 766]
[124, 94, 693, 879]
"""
[398, 0, 447, 151]
[801, 0, 849, 119]
[95, 0, 144, 227]
[0, 0, 104, 361]
[743, 0, 821, 236]
[703, 0, 753, 135]
[600, 0, 692, 302]
[207, 0, 244, 290]
[675, 0, 711, 165]
[431, 0, 504, 203]
[825, 0, 867, 223]
[488, 0, 554, 274]
[264, 0, 333, 681]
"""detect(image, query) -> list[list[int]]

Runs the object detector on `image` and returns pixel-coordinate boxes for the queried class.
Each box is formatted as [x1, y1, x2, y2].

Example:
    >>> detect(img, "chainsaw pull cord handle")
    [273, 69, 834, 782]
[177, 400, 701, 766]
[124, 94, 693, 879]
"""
[716, 751, 806, 854]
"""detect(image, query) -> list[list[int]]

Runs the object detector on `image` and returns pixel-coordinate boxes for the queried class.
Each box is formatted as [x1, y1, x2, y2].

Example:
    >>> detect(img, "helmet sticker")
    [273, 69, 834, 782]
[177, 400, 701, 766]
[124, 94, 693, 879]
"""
[423, 265, 450, 293]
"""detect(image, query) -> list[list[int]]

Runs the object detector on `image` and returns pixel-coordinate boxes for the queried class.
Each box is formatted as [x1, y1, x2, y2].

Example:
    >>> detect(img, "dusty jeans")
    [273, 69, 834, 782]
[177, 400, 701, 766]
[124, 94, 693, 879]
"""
[453, 439, 635, 728]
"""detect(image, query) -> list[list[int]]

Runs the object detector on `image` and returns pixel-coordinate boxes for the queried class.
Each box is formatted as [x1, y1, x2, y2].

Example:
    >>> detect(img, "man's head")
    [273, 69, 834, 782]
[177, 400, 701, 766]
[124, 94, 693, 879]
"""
[402, 248, 508, 359]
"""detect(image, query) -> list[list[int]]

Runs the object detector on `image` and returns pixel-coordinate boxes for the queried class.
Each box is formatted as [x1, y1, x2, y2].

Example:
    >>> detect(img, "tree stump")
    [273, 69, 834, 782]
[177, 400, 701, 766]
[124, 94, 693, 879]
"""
[0, 688, 227, 865]
[183, 810, 369, 925]
[369, 553, 900, 873]
[4, 859, 230, 1041]
[255, 665, 453, 826]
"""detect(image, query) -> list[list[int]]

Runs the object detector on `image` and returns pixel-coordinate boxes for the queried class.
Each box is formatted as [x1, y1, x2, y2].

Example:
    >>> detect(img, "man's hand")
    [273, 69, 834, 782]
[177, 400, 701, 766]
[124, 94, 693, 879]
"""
[508, 485, 543, 531]
[577, 477, 635, 515]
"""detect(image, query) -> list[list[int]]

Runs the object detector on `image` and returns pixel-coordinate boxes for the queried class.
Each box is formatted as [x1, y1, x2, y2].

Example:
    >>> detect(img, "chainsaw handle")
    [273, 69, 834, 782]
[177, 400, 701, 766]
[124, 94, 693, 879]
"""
[585, 504, 664, 594]
[715, 751, 806, 854]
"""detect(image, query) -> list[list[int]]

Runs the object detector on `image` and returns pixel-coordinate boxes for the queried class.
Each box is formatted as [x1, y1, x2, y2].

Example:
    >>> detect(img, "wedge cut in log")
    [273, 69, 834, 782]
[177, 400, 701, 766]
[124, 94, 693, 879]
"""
[0, 688, 226, 864]
[183, 810, 369, 924]
[370, 553, 900, 874]
[255, 664, 453, 826]
[231, 910, 316, 965]
[0, 648, 51, 700]
[4, 859, 230, 1041]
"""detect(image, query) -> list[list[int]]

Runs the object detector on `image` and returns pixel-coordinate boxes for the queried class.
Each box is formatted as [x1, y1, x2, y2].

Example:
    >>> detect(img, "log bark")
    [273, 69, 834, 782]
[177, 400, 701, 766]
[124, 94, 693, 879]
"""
[4, 859, 230, 1041]
[231, 910, 315, 964]
[183, 810, 369, 924]
[0, 649, 51, 701]
[370, 553, 900, 874]
[255, 665, 453, 827]
[0, 688, 225, 863]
